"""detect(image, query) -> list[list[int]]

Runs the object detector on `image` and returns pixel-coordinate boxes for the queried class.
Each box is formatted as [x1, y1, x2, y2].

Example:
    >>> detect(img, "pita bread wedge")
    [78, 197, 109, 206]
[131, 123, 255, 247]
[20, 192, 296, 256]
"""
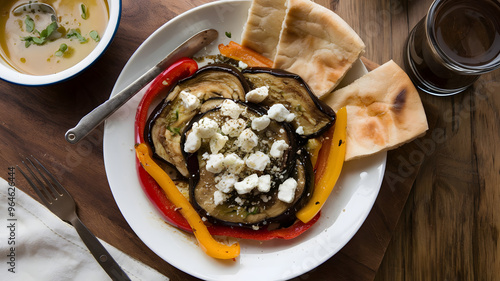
[241, 0, 287, 60]
[273, 0, 365, 97]
[321, 60, 428, 161]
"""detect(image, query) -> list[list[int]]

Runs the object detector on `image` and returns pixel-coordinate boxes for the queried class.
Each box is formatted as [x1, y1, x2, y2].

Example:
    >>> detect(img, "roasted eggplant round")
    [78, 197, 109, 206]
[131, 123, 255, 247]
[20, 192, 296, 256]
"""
[182, 99, 314, 229]
[243, 67, 336, 140]
[147, 63, 336, 230]
[148, 64, 250, 177]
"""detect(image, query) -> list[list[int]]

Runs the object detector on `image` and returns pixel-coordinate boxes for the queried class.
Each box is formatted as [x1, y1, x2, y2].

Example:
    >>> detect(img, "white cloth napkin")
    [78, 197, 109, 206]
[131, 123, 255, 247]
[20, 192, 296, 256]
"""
[0, 177, 169, 281]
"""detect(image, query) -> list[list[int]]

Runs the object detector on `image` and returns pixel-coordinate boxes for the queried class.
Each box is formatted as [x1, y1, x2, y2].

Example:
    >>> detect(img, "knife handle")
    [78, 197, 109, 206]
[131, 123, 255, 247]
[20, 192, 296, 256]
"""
[70, 215, 131, 281]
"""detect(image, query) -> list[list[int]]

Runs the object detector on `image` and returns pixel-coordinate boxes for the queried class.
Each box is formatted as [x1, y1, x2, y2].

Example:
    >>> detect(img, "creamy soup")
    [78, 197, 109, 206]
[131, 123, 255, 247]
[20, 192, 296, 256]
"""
[0, 0, 109, 75]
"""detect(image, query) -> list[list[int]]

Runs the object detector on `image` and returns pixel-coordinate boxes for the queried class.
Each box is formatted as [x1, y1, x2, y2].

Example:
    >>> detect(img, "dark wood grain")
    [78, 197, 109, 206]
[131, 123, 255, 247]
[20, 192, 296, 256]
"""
[0, 1, 498, 281]
[351, 1, 500, 281]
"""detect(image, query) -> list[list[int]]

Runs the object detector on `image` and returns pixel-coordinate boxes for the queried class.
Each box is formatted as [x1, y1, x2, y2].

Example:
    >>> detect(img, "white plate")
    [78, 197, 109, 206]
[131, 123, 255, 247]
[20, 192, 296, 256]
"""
[103, 1, 386, 280]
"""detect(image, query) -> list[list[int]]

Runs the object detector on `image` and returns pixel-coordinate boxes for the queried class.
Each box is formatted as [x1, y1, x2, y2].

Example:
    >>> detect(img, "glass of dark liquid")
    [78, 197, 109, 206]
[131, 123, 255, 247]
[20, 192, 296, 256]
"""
[404, 0, 500, 96]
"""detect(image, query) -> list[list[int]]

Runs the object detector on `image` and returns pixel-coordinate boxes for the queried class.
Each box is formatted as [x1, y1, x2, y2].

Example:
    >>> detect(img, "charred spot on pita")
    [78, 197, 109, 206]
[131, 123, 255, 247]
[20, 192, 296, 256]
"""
[393, 89, 407, 112]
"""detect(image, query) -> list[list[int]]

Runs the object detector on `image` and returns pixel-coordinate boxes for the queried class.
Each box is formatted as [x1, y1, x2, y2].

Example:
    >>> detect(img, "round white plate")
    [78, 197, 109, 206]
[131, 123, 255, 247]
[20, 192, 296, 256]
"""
[103, 1, 386, 280]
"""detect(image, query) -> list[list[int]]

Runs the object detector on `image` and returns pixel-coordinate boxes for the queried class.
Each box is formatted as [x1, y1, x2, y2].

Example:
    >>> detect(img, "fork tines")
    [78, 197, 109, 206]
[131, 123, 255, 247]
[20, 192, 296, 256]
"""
[17, 156, 65, 205]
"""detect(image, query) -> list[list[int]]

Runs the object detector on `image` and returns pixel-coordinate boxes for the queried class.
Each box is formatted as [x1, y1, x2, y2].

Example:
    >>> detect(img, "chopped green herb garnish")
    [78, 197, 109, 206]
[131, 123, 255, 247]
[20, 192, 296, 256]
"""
[173, 109, 179, 121]
[22, 37, 33, 47]
[39, 21, 57, 39]
[167, 126, 181, 136]
[55, 43, 68, 57]
[21, 21, 58, 47]
[248, 207, 260, 215]
[89, 30, 100, 42]
[80, 4, 88, 19]
[67, 29, 88, 43]
[225, 31, 232, 38]
[25, 15, 35, 32]
[21, 36, 38, 47]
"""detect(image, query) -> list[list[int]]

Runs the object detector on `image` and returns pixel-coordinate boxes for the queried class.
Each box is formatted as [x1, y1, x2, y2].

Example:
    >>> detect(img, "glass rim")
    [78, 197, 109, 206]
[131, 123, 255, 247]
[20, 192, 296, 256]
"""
[425, 0, 500, 74]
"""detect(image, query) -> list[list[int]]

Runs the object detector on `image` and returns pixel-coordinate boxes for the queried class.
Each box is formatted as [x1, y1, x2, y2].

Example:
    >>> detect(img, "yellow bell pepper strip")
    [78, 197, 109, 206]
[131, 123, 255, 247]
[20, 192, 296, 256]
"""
[296, 107, 347, 223]
[135, 143, 241, 259]
[218, 41, 273, 67]
[306, 138, 323, 168]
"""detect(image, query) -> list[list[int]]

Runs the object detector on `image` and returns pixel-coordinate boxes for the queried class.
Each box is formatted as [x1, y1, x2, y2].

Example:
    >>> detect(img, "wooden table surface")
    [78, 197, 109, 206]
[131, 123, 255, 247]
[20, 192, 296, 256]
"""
[1, 0, 499, 280]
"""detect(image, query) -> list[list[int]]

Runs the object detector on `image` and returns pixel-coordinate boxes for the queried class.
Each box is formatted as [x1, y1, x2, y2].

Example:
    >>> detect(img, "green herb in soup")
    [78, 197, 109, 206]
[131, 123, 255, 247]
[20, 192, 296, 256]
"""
[89, 30, 100, 42]
[55, 43, 68, 57]
[67, 29, 88, 43]
[0, 0, 109, 75]
[80, 4, 88, 19]
[22, 21, 59, 47]
[24, 15, 35, 33]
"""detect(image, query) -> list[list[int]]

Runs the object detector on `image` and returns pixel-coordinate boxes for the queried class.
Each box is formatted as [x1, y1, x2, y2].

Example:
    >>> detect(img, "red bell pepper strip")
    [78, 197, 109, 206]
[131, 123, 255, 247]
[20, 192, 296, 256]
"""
[135, 57, 199, 144]
[134, 58, 320, 240]
[134, 57, 197, 232]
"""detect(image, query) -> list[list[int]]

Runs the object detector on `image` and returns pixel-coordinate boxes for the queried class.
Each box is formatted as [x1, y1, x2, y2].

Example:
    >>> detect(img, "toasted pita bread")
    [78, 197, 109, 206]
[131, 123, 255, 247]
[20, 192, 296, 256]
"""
[241, 0, 287, 60]
[321, 60, 428, 161]
[273, 0, 365, 97]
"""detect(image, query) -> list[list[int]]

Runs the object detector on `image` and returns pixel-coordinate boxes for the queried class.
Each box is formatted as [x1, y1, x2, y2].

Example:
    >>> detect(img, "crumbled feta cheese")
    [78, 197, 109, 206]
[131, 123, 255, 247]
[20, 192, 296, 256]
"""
[234, 174, 259, 194]
[209, 133, 228, 154]
[245, 86, 269, 103]
[295, 126, 305, 135]
[267, 104, 295, 122]
[205, 153, 225, 174]
[183, 131, 201, 153]
[223, 153, 245, 174]
[215, 173, 238, 193]
[270, 140, 289, 158]
[221, 118, 246, 137]
[179, 90, 201, 112]
[213, 190, 228, 205]
[238, 60, 248, 69]
[202, 152, 210, 160]
[237, 128, 258, 152]
[245, 151, 270, 171]
[258, 174, 271, 192]
[235, 197, 245, 205]
[252, 225, 260, 231]
[260, 194, 270, 202]
[278, 178, 298, 203]
[251, 116, 270, 131]
[220, 99, 244, 119]
[193, 117, 219, 138]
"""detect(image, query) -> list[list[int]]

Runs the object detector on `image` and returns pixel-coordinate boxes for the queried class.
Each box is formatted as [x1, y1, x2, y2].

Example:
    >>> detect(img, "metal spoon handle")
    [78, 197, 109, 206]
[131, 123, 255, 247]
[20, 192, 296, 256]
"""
[65, 29, 218, 144]
[65, 65, 160, 144]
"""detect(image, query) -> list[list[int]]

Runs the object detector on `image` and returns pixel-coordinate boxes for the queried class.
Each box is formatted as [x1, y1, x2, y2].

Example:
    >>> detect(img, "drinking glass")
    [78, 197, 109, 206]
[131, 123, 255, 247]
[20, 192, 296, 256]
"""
[404, 0, 500, 96]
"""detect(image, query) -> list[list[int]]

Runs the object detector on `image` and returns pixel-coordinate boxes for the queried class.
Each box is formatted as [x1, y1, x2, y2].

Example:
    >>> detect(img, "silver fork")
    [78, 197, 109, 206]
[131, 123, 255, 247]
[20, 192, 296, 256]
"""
[17, 156, 131, 281]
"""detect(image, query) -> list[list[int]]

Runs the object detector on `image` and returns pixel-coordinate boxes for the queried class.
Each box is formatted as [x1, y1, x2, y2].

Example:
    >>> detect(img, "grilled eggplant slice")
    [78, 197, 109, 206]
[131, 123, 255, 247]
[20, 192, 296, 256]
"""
[148, 64, 249, 177]
[243, 68, 336, 140]
[146, 63, 336, 230]
[182, 99, 312, 229]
